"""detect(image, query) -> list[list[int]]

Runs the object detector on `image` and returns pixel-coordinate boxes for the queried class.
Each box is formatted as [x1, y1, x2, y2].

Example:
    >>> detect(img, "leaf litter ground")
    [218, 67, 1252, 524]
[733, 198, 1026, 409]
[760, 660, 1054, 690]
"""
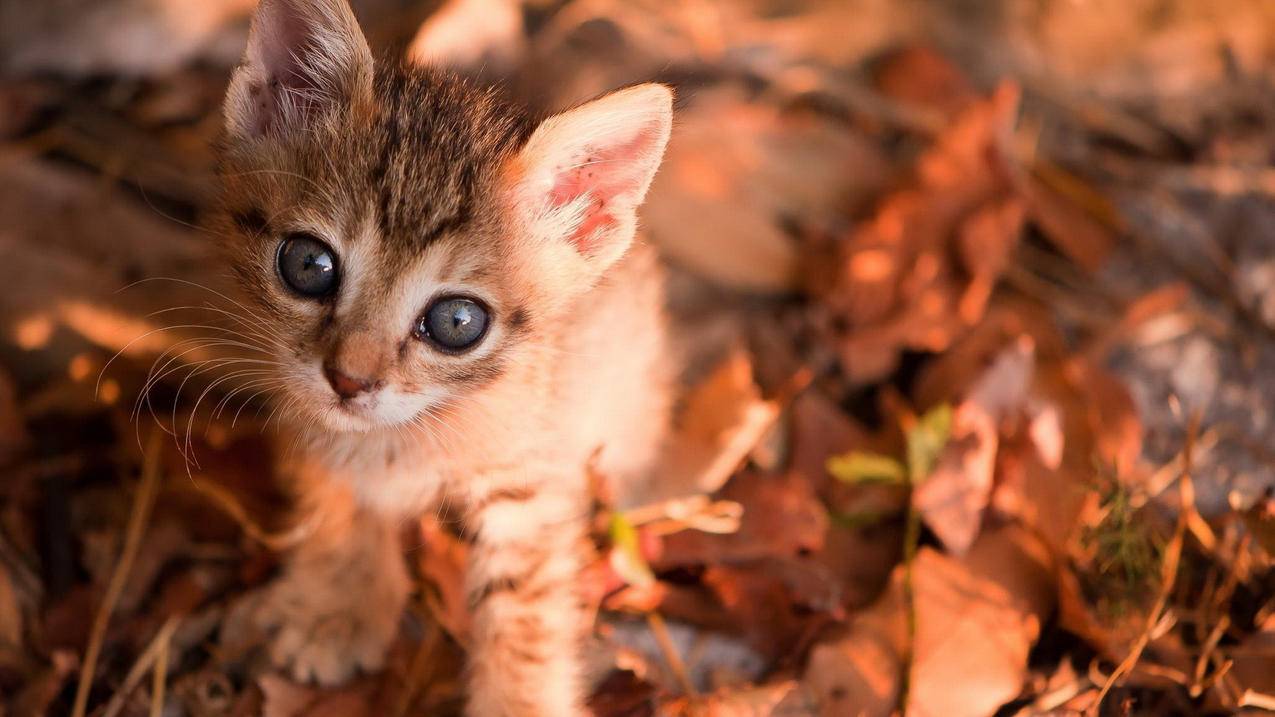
[1, 0, 1275, 715]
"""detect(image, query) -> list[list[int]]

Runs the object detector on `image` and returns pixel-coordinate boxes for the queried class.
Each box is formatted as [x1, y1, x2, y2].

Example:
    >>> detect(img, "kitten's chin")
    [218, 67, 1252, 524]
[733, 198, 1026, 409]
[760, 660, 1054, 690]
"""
[317, 408, 382, 434]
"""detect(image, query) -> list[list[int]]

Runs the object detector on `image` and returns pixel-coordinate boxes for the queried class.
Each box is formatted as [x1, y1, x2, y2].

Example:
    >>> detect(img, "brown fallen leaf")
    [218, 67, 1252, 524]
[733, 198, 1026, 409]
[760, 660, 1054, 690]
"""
[818, 83, 1024, 385]
[644, 87, 891, 294]
[872, 46, 980, 122]
[698, 564, 830, 660]
[787, 390, 873, 490]
[803, 593, 905, 717]
[804, 524, 1054, 717]
[1015, 164, 1119, 273]
[655, 471, 828, 568]
[956, 197, 1026, 324]
[914, 337, 1035, 555]
[648, 349, 780, 505]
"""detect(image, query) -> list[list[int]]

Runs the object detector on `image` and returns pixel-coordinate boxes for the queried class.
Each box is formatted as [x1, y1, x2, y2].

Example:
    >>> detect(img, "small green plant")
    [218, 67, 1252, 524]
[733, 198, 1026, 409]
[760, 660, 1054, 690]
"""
[1082, 470, 1161, 618]
[608, 511, 655, 588]
[825, 402, 953, 713]
[825, 403, 952, 489]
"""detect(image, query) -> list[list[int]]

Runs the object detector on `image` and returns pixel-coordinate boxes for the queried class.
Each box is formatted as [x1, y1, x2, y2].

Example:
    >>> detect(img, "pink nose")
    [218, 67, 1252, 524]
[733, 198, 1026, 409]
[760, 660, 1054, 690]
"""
[323, 364, 377, 400]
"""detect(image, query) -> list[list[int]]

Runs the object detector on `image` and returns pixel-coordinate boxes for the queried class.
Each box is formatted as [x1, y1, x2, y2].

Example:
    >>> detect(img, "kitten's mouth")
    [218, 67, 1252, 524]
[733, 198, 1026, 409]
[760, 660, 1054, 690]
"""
[328, 398, 382, 429]
[287, 373, 427, 433]
[322, 392, 422, 433]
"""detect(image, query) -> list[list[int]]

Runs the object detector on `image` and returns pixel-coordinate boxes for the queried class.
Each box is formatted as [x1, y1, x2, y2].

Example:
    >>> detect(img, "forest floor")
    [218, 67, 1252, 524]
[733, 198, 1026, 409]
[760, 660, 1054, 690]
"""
[1, 0, 1275, 715]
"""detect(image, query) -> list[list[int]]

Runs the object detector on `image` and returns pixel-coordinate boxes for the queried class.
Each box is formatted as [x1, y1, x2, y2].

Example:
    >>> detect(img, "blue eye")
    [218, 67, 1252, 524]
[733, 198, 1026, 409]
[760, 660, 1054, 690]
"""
[277, 234, 338, 298]
[417, 297, 489, 352]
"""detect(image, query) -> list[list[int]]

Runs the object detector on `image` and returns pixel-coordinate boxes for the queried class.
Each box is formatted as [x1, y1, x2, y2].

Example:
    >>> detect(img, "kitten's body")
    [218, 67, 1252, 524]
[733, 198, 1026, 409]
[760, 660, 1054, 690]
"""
[212, 1, 672, 714]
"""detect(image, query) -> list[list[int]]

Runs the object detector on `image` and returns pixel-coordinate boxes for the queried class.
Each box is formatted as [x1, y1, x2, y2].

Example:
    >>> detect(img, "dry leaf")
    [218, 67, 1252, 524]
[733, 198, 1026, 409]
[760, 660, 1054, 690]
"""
[656, 470, 829, 568]
[915, 337, 1035, 555]
[804, 590, 906, 717]
[872, 46, 980, 121]
[1016, 167, 1118, 273]
[820, 83, 1024, 385]
[651, 349, 780, 504]
[804, 524, 1054, 717]
[645, 87, 890, 294]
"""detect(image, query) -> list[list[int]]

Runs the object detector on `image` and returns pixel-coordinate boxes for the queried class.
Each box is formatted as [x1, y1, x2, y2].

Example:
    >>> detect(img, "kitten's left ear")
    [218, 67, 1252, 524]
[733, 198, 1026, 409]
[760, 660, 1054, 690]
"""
[509, 84, 673, 281]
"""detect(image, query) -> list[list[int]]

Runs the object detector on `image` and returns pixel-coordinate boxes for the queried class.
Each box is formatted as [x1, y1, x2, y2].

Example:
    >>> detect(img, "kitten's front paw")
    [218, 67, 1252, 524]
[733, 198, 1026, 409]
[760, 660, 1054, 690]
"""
[230, 558, 409, 686]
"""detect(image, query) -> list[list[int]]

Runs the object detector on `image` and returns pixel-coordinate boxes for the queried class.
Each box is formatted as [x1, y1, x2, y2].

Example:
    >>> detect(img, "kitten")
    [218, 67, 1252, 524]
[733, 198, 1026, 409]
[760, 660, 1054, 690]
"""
[213, 0, 673, 714]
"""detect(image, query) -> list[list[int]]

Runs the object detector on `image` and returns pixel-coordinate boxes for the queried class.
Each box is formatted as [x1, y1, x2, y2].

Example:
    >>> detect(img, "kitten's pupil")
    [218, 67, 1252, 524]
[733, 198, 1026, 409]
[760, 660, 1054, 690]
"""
[451, 305, 473, 329]
[417, 297, 489, 352]
[277, 234, 339, 298]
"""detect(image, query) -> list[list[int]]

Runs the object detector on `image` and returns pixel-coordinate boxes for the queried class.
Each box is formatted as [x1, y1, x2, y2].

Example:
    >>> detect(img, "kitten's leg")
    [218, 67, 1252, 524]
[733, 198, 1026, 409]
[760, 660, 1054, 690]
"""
[465, 476, 588, 717]
[251, 481, 410, 685]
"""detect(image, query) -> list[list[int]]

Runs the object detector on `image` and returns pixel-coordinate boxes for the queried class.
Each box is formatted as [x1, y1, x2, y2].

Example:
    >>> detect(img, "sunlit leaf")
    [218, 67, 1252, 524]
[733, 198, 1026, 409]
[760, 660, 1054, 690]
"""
[907, 403, 953, 481]
[827, 451, 907, 485]
[608, 512, 654, 588]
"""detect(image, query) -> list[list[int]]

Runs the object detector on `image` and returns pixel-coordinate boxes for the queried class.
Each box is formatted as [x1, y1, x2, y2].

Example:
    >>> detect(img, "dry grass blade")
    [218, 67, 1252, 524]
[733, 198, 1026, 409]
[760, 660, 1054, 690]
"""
[647, 611, 696, 698]
[1190, 615, 1230, 698]
[100, 615, 181, 717]
[151, 620, 171, 717]
[72, 428, 164, 717]
[188, 478, 315, 551]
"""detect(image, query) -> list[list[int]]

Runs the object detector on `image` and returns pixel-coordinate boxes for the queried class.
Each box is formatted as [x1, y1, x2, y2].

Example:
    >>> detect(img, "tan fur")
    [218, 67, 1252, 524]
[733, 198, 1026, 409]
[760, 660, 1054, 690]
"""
[213, 1, 673, 714]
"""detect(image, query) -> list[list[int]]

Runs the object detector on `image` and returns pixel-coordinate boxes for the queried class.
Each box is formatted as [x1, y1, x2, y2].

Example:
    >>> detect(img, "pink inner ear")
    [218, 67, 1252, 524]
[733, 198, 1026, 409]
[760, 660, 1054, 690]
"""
[547, 128, 656, 254]
[245, 2, 331, 137]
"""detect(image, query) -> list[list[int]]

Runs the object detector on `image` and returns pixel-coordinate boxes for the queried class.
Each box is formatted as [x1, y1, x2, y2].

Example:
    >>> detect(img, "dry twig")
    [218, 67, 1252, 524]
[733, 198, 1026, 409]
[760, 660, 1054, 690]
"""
[72, 428, 164, 717]
[647, 611, 696, 698]
[100, 615, 180, 717]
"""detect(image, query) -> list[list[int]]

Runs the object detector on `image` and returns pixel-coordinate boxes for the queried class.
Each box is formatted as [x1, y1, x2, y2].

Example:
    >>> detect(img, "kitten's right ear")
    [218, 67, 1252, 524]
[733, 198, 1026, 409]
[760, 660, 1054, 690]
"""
[223, 0, 373, 141]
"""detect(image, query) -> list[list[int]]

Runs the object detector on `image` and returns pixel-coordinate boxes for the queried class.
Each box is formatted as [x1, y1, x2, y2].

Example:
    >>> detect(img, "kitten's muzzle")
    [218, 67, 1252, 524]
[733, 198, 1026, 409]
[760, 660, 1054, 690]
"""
[323, 363, 382, 400]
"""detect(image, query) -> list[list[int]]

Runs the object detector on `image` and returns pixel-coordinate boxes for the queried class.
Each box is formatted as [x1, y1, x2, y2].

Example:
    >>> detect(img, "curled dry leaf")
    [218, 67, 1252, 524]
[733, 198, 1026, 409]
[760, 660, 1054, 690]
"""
[914, 337, 1036, 556]
[819, 83, 1025, 385]
[644, 87, 891, 294]
[650, 348, 780, 504]
[804, 524, 1054, 717]
[656, 471, 828, 568]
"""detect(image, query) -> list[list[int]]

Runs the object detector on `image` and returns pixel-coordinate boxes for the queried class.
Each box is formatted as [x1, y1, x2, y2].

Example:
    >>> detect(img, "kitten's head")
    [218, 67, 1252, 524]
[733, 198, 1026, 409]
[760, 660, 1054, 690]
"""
[214, 0, 671, 433]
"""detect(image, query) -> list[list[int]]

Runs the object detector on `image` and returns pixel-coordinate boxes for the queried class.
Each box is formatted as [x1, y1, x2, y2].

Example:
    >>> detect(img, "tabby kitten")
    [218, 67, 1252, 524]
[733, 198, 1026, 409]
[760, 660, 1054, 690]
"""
[213, 0, 673, 714]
